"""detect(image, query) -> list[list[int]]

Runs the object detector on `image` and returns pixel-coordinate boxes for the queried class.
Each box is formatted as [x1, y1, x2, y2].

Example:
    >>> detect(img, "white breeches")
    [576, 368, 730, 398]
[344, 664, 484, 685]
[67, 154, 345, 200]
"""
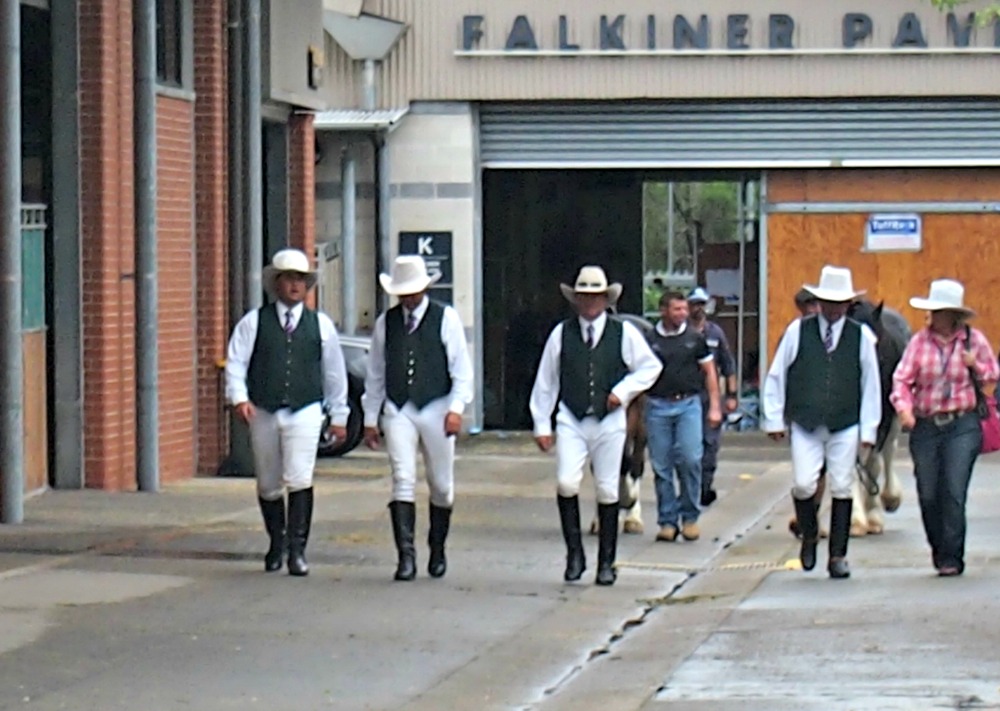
[790, 422, 859, 500]
[555, 406, 627, 505]
[249, 402, 324, 500]
[382, 398, 455, 507]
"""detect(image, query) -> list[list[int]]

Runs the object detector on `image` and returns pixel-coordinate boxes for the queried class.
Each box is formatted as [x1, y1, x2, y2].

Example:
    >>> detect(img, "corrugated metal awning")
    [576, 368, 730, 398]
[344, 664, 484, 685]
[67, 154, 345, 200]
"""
[479, 99, 1000, 169]
[313, 108, 408, 132]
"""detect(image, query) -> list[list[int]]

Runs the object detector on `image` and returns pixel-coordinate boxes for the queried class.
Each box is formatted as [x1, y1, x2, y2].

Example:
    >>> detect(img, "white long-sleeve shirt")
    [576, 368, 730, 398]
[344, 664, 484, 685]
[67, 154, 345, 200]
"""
[225, 301, 351, 427]
[529, 313, 663, 437]
[361, 297, 474, 427]
[762, 314, 882, 443]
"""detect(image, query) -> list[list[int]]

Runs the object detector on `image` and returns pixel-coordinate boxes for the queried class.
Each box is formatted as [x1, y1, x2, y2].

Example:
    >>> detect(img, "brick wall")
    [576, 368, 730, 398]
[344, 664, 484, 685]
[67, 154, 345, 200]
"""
[156, 95, 197, 483]
[289, 114, 317, 306]
[80, 0, 136, 491]
[194, 0, 229, 474]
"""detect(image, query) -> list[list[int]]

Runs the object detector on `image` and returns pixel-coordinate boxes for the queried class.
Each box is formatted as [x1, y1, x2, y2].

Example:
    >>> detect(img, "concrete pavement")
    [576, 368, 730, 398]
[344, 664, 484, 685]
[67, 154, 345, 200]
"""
[0, 434, 997, 710]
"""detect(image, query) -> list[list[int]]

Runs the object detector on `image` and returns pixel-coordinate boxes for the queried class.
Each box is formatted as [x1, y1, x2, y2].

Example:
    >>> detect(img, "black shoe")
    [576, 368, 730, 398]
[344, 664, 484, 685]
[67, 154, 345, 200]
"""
[390, 501, 417, 581]
[286, 488, 313, 577]
[557, 496, 586, 582]
[595, 503, 619, 586]
[700, 489, 718, 507]
[793, 495, 819, 571]
[828, 498, 853, 579]
[258, 496, 285, 573]
[428, 504, 452, 579]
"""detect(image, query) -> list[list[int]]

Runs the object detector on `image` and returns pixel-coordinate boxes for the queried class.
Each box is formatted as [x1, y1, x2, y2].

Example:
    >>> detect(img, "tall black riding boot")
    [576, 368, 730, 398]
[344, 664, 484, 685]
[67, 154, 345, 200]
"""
[828, 498, 853, 579]
[286, 488, 313, 577]
[557, 495, 586, 582]
[389, 501, 417, 581]
[793, 495, 819, 571]
[596, 502, 619, 586]
[428, 504, 452, 579]
[258, 496, 285, 572]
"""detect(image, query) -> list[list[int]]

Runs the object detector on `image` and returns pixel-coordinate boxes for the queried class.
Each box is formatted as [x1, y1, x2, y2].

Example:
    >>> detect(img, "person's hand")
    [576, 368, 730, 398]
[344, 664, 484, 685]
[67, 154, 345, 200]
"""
[606, 393, 622, 411]
[859, 441, 874, 462]
[963, 350, 977, 368]
[707, 406, 723, 429]
[363, 426, 381, 450]
[767, 431, 786, 442]
[234, 401, 256, 425]
[898, 410, 916, 431]
[724, 395, 739, 413]
[328, 425, 347, 443]
[444, 412, 462, 437]
[535, 435, 554, 452]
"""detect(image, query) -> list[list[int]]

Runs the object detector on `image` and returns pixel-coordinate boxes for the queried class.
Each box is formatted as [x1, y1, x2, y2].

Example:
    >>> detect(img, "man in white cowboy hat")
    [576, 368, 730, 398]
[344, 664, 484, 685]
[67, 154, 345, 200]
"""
[763, 265, 881, 579]
[530, 265, 662, 586]
[362, 255, 473, 581]
[225, 248, 350, 577]
[687, 287, 738, 507]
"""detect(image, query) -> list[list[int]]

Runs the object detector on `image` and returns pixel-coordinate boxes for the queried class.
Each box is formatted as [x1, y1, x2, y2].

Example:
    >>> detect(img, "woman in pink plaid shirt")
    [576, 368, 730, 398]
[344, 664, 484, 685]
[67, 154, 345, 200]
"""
[890, 279, 999, 577]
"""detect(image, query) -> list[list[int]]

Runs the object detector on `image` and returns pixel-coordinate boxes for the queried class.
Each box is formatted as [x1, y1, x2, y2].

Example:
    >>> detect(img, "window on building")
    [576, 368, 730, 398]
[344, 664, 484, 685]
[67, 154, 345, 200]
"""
[156, 0, 183, 87]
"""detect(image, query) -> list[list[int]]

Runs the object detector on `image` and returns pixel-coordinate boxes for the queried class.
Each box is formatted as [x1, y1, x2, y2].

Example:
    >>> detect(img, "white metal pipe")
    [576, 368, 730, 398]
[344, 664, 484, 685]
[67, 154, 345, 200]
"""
[362, 58, 377, 111]
[341, 149, 357, 335]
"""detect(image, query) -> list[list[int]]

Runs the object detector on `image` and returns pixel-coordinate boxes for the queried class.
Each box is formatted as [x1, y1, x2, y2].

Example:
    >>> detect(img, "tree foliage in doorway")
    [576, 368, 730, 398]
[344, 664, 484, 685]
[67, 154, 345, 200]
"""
[927, 0, 1000, 25]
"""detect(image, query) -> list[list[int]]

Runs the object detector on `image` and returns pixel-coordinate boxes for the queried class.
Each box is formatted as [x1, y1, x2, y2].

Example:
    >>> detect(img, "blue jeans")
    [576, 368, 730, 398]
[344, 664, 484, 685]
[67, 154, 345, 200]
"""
[645, 395, 704, 527]
[908, 411, 981, 572]
[701, 393, 722, 493]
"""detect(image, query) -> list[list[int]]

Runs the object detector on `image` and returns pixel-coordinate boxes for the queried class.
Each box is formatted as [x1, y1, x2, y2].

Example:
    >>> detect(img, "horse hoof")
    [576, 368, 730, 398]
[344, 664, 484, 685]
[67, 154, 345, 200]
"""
[819, 527, 829, 539]
[622, 519, 644, 535]
[867, 522, 884, 535]
[850, 524, 868, 538]
[588, 520, 599, 536]
[789, 518, 803, 539]
[882, 495, 901, 513]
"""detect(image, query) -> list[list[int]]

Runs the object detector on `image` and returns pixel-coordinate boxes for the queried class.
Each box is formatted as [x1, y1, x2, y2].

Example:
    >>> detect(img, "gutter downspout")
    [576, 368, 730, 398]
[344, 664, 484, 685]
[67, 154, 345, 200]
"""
[340, 147, 357, 334]
[134, 0, 159, 491]
[242, 0, 263, 310]
[0, 0, 22, 522]
[227, 0, 244, 327]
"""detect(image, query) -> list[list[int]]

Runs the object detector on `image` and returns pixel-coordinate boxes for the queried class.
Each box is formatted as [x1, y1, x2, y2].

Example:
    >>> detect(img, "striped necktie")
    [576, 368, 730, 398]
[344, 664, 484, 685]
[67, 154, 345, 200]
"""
[284, 311, 294, 337]
[586, 324, 595, 349]
[824, 322, 834, 353]
[406, 312, 417, 334]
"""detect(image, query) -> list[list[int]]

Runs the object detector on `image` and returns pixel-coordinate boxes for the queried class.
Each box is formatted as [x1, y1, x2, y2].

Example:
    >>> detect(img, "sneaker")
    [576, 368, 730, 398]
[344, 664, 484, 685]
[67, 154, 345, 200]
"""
[655, 525, 678, 542]
[937, 566, 961, 577]
[681, 521, 700, 541]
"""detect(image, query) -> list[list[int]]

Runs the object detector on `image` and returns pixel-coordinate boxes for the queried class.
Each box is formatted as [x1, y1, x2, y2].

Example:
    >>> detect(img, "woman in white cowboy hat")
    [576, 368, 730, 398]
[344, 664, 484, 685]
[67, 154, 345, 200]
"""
[890, 279, 999, 577]
[362, 255, 473, 581]
[225, 248, 351, 576]
[529, 265, 662, 586]
[762, 265, 882, 579]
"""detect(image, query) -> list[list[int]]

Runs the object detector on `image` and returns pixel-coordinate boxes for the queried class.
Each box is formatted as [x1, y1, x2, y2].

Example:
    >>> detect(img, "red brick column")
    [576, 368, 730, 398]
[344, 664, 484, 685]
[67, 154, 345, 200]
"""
[194, 0, 229, 474]
[79, 0, 137, 490]
[288, 114, 317, 307]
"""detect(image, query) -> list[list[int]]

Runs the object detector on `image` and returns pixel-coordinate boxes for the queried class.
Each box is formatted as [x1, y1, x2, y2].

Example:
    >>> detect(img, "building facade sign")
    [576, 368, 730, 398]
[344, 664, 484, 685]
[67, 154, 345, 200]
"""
[460, 12, 1000, 55]
[864, 213, 923, 253]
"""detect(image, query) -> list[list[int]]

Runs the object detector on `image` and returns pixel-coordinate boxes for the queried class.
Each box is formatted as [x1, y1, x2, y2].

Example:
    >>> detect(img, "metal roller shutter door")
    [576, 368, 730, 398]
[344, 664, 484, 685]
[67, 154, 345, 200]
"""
[478, 99, 1000, 169]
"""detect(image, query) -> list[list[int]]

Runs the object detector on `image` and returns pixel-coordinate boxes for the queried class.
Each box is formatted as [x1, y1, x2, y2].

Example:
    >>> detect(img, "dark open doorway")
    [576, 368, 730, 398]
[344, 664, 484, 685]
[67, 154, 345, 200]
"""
[483, 170, 760, 431]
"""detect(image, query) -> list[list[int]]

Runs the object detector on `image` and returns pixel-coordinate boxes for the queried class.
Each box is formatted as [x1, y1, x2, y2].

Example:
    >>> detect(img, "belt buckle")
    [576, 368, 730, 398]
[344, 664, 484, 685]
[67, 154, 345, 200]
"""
[932, 413, 956, 427]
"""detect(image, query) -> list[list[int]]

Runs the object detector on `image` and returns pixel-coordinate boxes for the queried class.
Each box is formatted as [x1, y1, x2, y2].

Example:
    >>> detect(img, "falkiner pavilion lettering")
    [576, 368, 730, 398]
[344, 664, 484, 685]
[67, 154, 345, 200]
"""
[460, 13, 1000, 52]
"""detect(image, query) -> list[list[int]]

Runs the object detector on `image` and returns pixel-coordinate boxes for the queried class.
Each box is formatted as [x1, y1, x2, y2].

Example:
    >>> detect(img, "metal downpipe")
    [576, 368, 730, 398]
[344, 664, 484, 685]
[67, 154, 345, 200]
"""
[227, 0, 244, 327]
[340, 148, 357, 335]
[134, 0, 159, 491]
[242, 0, 263, 310]
[0, 0, 22, 522]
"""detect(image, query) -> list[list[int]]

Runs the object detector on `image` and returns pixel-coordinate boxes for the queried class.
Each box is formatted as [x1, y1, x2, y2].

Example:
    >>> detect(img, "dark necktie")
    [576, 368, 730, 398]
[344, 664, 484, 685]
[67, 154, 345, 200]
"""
[824, 322, 834, 353]
[406, 312, 417, 334]
[586, 324, 595, 349]
[284, 311, 294, 337]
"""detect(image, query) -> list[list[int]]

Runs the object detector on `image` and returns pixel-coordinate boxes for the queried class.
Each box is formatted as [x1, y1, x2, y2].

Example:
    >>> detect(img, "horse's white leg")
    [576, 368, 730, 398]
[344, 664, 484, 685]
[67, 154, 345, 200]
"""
[850, 473, 870, 537]
[862, 448, 885, 534]
[622, 477, 643, 534]
[880, 419, 903, 513]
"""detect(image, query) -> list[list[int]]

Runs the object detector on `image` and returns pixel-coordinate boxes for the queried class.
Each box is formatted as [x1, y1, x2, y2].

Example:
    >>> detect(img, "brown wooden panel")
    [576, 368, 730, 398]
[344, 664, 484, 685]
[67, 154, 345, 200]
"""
[768, 214, 1000, 364]
[23, 332, 48, 494]
[770, 169, 1000, 203]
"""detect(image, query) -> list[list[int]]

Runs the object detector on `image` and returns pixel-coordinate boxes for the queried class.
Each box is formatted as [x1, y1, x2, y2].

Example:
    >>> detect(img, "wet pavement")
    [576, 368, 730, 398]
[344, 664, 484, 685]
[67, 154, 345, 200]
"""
[0, 433, 997, 710]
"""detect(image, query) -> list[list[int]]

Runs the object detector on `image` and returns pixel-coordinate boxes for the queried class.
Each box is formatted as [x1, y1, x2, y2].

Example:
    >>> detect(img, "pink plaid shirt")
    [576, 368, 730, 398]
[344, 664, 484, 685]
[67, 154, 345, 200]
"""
[890, 327, 999, 418]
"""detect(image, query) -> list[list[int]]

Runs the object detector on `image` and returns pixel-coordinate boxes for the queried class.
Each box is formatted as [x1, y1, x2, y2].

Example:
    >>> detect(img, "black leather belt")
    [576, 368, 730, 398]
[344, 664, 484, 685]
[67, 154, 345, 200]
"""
[655, 392, 698, 402]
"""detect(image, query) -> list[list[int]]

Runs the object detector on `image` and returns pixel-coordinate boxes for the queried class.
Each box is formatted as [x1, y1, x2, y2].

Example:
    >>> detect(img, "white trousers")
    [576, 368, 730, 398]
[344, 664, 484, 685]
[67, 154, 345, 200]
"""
[555, 406, 627, 505]
[790, 422, 859, 500]
[382, 397, 455, 507]
[248, 402, 324, 500]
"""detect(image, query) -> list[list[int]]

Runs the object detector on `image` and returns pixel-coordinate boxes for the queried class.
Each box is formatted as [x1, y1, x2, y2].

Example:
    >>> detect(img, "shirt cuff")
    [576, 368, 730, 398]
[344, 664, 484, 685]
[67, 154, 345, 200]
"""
[449, 399, 466, 415]
[533, 421, 553, 438]
[860, 426, 878, 445]
[762, 417, 785, 433]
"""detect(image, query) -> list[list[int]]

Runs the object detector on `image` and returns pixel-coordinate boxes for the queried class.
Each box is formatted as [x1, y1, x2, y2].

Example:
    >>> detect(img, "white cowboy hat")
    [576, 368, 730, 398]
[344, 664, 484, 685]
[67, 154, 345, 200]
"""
[559, 265, 623, 304]
[802, 265, 866, 303]
[379, 255, 441, 296]
[262, 248, 318, 298]
[909, 279, 975, 316]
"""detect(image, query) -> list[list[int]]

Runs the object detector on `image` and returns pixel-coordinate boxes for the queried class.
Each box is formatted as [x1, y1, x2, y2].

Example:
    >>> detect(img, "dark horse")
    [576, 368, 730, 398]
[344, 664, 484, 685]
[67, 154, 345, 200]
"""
[844, 299, 912, 535]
